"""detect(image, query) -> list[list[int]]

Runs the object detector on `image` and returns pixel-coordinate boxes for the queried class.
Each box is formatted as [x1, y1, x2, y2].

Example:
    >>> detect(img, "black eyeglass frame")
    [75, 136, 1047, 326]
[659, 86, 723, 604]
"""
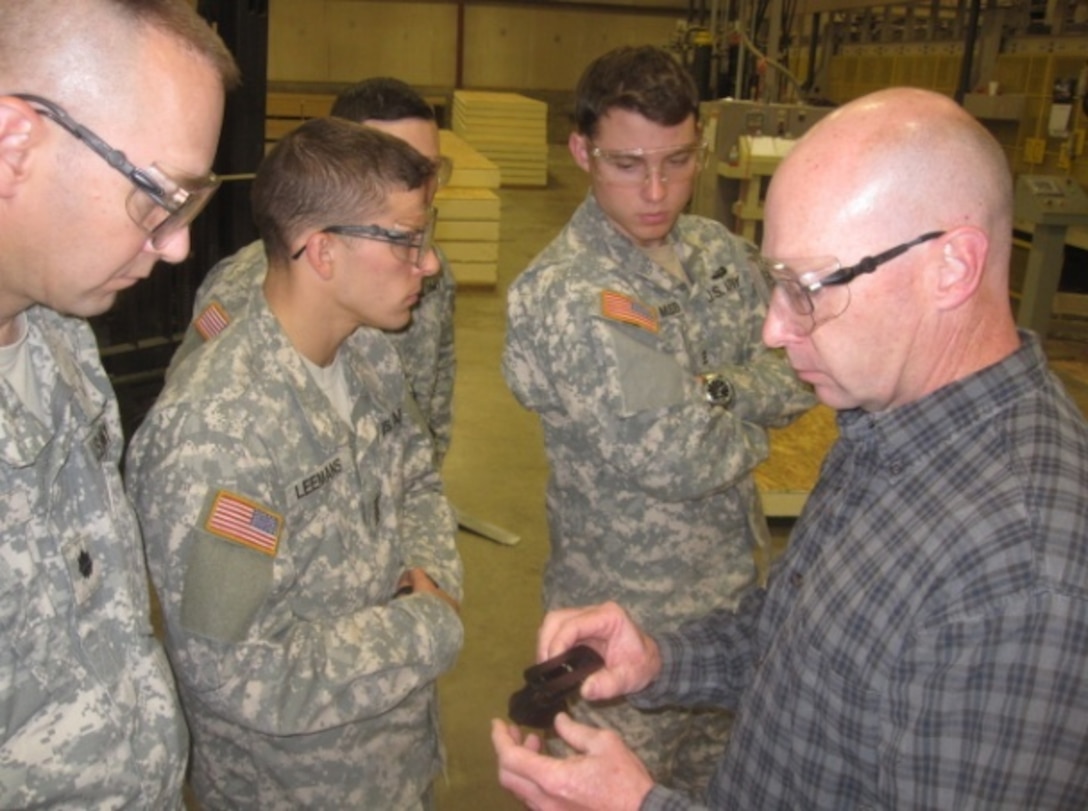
[807, 230, 945, 292]
[766, 230, 946, 318]
[11, 93, 220, 247]
[290, 207, 437, 268]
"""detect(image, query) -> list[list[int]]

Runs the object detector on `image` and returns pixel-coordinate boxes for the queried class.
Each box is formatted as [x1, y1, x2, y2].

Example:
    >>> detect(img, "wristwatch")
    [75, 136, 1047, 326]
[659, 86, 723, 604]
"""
[702, 374, 735, 409]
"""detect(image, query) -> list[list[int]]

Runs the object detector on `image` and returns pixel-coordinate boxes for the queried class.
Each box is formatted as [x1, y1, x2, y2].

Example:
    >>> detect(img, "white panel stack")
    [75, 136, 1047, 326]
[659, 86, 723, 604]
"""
[452, 90, 548, 187]
[435, 129, 502, 286]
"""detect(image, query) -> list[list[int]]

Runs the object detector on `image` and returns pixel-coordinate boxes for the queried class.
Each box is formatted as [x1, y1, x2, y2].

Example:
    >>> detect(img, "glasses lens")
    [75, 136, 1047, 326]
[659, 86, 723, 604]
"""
[592, 143, 706, 187]
[383, 208, 437, 267]
[411, 208, 437, 268]
[660, 144, 705, 178]
[763, 260, 813, 317]
[149, 184, 219, 248]
[821, 283, 851, 327]
[764, 256, 857, 336]
[127, 164, 220, 248]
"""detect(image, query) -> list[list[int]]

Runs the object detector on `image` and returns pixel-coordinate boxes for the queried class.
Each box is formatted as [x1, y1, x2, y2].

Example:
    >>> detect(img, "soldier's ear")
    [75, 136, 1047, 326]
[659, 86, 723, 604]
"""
[568, 131, 592, 173]
[0, 97, 38, 198]
[306, 233, 339, 282]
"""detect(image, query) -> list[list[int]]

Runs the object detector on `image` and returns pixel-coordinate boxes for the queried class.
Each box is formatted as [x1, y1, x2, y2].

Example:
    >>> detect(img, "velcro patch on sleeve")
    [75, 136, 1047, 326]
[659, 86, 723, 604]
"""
[600, 290, 659, 334]
[193, 301, 231, 341]
[203, 490, 282, 556]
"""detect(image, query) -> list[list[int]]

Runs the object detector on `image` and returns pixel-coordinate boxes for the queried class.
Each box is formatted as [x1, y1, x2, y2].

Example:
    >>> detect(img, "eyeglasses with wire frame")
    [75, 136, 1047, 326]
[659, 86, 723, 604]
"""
[12, 93, 220, 249]
[761, 231, 945, 335]
[588, 140, 708, 187]
[290, 207, 438, 268]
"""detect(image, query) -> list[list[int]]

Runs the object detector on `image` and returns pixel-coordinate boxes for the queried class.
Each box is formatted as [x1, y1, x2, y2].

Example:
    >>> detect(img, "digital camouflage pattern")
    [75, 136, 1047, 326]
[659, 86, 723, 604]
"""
[127, 294, 463, 810]
[0, 306, 186, 809]
[502, 193, 814, 794]
[170, 238, 457, 464]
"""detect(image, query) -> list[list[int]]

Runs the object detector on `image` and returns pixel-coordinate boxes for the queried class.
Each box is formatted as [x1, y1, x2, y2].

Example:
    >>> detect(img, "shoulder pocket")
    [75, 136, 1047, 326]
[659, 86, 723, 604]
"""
[181, 531, 274, 643]
[601, 322, 687, 416]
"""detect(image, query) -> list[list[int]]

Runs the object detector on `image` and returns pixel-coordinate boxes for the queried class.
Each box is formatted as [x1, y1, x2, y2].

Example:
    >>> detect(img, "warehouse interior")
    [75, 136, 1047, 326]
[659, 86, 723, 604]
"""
[94, 1, 1088, 808]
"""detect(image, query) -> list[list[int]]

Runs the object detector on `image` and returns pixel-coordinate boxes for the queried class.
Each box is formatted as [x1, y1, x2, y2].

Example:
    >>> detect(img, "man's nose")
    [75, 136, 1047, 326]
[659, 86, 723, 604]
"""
[417, 246, 441, 276]
[642, 166, 668, 201]
[762, 295, 802, 348]
[149, 226, 191, 265]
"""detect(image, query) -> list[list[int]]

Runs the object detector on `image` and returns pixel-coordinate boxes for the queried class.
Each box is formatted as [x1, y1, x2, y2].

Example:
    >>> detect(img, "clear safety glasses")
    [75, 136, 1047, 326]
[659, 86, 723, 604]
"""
[588, 140, 708, 187]
[760, 231, 945, 335]
[13, 93, 220, 248]
[291, 207, 438, 268]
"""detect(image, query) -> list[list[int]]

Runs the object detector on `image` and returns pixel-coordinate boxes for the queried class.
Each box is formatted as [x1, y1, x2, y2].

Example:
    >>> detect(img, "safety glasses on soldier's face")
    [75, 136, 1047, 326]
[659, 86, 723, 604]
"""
[12, 93, 220, 249]
[759, 231, 945, 335]
[291, 207, 438, 268]
[588, 141, 708, 187]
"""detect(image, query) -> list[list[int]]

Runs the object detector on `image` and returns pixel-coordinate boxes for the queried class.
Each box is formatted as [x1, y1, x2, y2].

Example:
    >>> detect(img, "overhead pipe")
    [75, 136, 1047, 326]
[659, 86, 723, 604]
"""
[806, 11, 820, 93]
[456, 0, 465, 89]
[955, 0, 982, 104]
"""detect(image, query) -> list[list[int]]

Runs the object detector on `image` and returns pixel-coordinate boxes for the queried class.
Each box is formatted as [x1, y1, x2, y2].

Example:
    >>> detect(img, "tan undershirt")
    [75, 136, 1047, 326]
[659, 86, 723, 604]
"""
[0, 312, 47, 423]
[641, 243, 686, 282]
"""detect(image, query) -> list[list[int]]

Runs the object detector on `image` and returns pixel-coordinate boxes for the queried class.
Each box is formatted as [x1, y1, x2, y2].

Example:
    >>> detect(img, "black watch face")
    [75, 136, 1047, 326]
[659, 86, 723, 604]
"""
[707, 377, 733, 405]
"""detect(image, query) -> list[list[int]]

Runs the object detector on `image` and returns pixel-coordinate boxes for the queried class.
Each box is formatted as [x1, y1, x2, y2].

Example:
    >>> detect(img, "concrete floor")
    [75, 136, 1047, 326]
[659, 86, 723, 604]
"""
[433, 146, 585, 811]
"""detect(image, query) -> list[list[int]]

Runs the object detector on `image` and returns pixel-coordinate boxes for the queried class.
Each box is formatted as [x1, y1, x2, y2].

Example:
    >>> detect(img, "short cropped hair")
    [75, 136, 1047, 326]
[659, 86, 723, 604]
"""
[252, 117, 436, 265]
[330, 77, 436, 124]
[0, 0, 240, 92]
[572, 45, 699, 138]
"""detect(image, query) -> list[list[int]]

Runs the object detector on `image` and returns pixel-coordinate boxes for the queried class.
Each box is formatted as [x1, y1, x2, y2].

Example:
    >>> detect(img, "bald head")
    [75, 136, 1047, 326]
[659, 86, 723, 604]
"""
[761, 88, 1020, 412]
[768, 88, 1013, 285]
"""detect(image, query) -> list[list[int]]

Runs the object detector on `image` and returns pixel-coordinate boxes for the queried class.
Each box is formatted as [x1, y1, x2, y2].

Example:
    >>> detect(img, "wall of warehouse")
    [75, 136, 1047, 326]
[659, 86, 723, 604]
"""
[268, 0, 691, 89]
[266, 0, 700, 139]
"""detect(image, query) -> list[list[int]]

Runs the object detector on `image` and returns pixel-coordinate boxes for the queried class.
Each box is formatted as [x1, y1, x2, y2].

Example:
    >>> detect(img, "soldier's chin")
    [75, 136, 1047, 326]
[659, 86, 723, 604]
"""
[374, 312, 414, 333]
[64, 291, 121, 319]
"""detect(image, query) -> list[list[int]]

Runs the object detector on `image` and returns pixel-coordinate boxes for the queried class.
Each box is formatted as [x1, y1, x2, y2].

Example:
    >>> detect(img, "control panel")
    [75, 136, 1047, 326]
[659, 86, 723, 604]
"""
[708, 99, 834, 163]
[692, 99, 836, 230]
[1014, 175, 1088, 226]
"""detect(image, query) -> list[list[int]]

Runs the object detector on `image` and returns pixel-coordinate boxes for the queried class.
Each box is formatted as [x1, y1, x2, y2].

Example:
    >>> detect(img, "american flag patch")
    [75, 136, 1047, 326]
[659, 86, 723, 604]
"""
[600, 290, 659, 333]
[193, 301, 231, 341]
[204, 491, 282, 556]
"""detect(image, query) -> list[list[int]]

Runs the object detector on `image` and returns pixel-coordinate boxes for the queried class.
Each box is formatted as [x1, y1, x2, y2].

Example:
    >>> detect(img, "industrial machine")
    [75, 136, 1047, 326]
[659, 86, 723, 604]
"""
[1014, 174, 1088, 336]
[692, 98, 835, 240]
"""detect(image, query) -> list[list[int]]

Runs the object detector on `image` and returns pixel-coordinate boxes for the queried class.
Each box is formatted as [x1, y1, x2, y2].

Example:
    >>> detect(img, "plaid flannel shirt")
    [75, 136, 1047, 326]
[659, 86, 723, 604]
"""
[637, 331, 1088, 810]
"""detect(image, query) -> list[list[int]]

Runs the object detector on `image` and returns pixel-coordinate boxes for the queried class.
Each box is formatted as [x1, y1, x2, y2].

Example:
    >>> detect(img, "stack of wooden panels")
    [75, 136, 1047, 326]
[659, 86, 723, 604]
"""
[452, 91, 548, 187]
[265, 92, 335, 148]
[754, 404, 837, 518]
[435, 129, 502, 286]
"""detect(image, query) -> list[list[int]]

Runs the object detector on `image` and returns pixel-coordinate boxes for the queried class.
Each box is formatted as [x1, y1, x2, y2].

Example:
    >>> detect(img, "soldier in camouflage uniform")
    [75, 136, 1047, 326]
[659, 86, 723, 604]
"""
[0, 2, 238, 807]
[126, 119, 463, 810]
[171, 77, 457, 465]
[501, 45, 814, 797]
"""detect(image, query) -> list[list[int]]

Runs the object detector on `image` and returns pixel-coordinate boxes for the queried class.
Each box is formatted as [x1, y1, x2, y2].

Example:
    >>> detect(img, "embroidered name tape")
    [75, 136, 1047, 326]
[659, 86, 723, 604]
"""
[600, 290, 659, 334]
[204, 491, 282, 556]
[194, 301, 231, 341]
